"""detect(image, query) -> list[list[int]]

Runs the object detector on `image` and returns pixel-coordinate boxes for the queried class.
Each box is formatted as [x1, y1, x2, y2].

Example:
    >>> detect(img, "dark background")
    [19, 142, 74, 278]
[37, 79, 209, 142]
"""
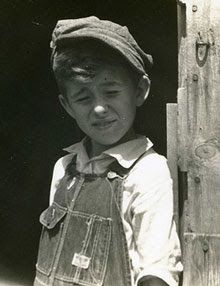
[0, 1, 177, 285]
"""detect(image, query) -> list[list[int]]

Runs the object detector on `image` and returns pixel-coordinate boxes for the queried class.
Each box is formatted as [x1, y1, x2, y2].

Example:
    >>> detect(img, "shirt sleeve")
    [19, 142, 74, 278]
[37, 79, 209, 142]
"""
[49, 157, 65, 205]
[122, 153, 183, 286]
[49, 154, 74, 205]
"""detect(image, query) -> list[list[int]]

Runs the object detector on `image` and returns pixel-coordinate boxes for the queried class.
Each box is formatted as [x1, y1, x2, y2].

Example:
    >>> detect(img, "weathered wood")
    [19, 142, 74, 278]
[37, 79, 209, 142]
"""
[166, 104, 179, 230]
[185, 0, 220, 234]
[177, 0, 220, 285]
[177, 88, 188, 172]
[177, 1, 189, 173]
[183, 233, 220, 286]
[177, 0, 187, 88]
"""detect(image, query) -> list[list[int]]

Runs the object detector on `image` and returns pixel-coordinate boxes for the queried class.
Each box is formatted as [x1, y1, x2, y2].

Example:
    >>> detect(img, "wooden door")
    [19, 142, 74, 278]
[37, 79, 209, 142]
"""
[167, 0, 220, 285]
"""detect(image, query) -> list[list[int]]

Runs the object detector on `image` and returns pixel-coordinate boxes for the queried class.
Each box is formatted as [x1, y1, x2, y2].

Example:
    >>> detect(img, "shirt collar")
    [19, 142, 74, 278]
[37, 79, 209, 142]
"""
[63, 137, 89, 160]
[103, 135, 153, 168]
[63, 135, 153, 169]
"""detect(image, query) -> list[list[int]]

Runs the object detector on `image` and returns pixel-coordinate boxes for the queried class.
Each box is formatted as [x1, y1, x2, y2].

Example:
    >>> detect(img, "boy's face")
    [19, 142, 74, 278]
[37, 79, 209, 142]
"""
[59, 58, 149, 152]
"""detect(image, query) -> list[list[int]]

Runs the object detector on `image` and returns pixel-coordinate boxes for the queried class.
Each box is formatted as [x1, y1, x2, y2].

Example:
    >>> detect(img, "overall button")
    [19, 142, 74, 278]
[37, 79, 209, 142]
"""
[107, 171, 118, 179]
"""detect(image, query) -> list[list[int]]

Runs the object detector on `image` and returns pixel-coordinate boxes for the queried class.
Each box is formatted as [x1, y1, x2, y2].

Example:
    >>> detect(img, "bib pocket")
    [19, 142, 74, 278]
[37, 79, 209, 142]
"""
[55, 212, 112, 286]
[36, 203, 67, 276]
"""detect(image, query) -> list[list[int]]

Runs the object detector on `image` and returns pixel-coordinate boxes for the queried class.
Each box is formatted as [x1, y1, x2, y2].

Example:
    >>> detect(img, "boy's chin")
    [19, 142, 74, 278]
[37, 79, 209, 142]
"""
[91, 131, 136, 148]
[91, 137, 121, 147]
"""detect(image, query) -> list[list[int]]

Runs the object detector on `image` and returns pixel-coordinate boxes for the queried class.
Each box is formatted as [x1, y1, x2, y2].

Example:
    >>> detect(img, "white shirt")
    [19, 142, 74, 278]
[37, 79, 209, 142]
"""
[49, 136, 183, 286]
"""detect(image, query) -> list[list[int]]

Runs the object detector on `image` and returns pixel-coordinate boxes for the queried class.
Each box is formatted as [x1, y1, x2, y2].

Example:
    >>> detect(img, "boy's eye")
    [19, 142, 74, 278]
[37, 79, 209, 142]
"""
[75, 96, 90, 103]
[105, 90, 120, 96]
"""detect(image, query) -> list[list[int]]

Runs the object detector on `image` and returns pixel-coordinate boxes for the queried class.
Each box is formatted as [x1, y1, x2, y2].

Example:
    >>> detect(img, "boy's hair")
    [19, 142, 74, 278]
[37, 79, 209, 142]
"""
[52, 40, 142, 94]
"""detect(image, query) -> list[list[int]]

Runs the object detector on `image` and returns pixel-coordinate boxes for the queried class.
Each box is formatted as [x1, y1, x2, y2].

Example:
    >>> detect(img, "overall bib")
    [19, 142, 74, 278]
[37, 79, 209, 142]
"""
[34, 157, 132, 286]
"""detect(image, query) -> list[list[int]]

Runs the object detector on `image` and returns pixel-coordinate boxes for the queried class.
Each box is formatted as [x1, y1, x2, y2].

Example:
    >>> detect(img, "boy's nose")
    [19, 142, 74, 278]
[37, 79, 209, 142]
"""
[94, 104, 108, 115]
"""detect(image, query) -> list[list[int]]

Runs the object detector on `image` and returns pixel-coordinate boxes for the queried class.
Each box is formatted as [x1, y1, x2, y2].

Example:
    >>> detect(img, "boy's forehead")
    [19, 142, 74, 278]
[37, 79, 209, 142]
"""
[66, 61, 134, 85]
[55, 43, 132, 76]
[58, 41, 127, 66]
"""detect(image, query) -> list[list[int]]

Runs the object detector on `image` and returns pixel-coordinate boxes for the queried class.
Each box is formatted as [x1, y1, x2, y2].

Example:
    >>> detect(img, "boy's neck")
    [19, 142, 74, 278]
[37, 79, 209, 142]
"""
[87, 128, 137, 158]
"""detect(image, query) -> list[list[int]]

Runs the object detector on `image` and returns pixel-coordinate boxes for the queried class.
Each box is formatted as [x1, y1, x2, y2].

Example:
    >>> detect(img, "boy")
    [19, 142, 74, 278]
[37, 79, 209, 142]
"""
[34, 17, 182, 286]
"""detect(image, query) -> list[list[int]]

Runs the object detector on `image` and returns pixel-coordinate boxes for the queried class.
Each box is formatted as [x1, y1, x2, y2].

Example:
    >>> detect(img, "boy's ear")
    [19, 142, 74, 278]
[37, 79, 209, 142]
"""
[135, 75, 151, 107]
[58, 94, 76, 119]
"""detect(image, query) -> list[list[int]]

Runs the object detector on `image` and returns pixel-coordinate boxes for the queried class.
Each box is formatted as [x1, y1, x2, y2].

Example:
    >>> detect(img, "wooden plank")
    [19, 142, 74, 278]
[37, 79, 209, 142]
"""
[177, 0, 187, 88]
[177, 1, 220, 285]
[177, 87, 188, 172]
[166, 103, 179, 230]
[177, 0, 190, 249]
[185, 0, 220, 234]
[177, 1, 189, 172]
[183, 233, 220, 286]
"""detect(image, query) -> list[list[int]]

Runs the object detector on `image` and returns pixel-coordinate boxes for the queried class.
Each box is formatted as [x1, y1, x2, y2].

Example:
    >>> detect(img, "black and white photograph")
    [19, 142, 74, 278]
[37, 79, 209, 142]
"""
[1, 1, 220, 286]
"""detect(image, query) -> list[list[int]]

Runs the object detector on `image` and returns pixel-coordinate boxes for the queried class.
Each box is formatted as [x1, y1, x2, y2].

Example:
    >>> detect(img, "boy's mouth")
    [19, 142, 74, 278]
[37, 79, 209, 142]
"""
[92, 119, 117, 129]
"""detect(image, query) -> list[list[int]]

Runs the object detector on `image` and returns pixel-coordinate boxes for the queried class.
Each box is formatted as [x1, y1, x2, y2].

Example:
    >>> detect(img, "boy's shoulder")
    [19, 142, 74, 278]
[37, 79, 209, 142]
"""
[128, 148, 172, 185]
[53, 139, 84, 171]
[51, 153, 75, 181]
[134, 147, 169, 171]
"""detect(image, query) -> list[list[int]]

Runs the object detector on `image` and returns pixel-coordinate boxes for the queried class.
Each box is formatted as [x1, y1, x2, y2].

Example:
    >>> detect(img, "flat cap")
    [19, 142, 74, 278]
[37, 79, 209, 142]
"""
[50, 16, 153, 75]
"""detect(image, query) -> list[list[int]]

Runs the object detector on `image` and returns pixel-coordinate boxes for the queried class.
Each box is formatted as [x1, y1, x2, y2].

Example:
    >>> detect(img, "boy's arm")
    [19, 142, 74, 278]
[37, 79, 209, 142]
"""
[127, 156, 182, 286]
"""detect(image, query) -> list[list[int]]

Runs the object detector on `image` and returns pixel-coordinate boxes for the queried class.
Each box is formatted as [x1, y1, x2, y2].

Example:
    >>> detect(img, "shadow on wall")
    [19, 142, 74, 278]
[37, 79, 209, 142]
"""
[0, 0, 177, 284]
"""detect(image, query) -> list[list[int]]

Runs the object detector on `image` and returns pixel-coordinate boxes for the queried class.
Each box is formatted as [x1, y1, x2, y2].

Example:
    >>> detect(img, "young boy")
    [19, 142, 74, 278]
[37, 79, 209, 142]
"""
[34, 17, 182, 286]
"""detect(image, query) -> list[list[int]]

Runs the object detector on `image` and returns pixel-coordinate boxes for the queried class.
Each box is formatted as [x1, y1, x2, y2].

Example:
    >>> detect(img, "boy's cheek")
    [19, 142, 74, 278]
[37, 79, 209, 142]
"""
[59, 95, 77, 119]
[67, 103, 84, 119]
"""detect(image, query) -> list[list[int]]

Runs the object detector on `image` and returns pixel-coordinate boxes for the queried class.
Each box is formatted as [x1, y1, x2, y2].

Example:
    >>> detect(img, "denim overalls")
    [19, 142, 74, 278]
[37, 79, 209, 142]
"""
[34, 156, 133, 286]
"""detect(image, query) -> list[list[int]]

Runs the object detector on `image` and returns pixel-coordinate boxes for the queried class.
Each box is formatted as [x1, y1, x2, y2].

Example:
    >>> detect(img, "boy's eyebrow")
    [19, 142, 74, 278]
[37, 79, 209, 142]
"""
[73, 87, 87, 97]
[72, 81, 123, 98]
